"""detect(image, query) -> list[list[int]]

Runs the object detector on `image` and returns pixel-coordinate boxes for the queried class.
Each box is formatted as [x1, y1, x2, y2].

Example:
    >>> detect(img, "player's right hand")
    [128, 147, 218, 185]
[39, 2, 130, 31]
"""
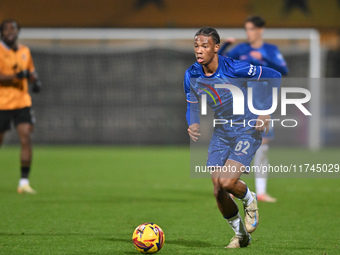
[16, 70, 30, 79]
[250, 51, 262, 60]
[188, 123, 201, 142]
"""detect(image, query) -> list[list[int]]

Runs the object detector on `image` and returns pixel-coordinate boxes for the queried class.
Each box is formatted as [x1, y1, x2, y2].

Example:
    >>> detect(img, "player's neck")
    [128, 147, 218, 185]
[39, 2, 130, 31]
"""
[3, 40, 18, 51]
[202, 55, 219, 76]
[250, 39, 263, 49]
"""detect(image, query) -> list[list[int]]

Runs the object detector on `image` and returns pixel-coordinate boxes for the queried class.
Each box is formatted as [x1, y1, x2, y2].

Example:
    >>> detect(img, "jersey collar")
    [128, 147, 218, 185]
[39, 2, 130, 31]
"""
[0, 40, 21, 51]
[0, 40, 10, 50]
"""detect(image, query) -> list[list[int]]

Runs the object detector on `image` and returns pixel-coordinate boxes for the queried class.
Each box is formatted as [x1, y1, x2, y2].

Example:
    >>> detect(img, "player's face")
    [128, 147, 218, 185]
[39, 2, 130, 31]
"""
[245, 22, 263, 44]
[194, 35, 219, 65]
[1, 21, 19, 45]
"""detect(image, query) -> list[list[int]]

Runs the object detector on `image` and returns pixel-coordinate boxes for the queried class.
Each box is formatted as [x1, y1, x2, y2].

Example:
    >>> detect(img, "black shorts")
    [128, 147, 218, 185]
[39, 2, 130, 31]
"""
[0, 107, 35, 133]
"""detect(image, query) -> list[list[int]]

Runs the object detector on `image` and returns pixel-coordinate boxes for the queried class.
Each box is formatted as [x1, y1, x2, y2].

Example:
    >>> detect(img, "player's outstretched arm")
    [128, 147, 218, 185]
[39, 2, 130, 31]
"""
[262, 47, 289, 75]
[217, 38, 235, 56]
[263, 57, 288, 76]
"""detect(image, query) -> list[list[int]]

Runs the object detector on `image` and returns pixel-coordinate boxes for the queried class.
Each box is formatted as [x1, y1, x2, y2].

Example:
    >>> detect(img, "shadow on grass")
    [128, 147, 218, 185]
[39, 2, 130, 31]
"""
[105, 237, 216, 248]
[0, 188, 17, 194]
[0, 234, 141, 255]
[166, 238, 216, 248]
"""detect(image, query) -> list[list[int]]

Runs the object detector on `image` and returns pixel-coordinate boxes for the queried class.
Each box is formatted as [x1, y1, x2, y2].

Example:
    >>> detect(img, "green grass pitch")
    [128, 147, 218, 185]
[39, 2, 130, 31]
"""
[1, 146, 340, 254]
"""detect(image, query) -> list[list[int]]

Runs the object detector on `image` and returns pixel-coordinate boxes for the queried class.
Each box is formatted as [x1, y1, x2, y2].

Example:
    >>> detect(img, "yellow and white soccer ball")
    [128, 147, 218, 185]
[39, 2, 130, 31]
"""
[132, 222, 165, 254]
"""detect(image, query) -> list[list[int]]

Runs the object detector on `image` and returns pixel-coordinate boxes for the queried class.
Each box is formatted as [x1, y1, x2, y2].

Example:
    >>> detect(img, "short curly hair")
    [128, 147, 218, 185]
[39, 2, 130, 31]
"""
[195, 27, 220, 44]
[0, 19, 20, 35]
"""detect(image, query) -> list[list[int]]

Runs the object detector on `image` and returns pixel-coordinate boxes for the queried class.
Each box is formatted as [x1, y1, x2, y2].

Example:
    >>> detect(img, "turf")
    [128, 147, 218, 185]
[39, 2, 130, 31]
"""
[0, 146, 340, 255]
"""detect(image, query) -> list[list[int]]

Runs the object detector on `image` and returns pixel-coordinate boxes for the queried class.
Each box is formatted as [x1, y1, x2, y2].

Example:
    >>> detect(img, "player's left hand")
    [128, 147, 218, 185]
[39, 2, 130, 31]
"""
[250, 51, 262, 60]
[256, 115, 271, 135]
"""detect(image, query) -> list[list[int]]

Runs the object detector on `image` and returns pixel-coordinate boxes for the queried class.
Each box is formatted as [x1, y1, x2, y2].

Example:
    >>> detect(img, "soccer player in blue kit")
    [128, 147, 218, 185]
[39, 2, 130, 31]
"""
[184, 27, 281, 248]
[218, 16, 288, 202]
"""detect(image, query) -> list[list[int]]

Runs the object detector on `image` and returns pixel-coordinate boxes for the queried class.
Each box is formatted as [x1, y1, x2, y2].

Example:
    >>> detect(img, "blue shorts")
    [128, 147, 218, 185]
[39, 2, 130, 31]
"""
[207, 131, 262, 169]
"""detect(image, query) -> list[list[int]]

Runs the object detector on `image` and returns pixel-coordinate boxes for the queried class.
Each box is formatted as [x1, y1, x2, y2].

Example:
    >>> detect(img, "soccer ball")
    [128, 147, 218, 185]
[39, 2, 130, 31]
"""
[132, 222, 165, 254]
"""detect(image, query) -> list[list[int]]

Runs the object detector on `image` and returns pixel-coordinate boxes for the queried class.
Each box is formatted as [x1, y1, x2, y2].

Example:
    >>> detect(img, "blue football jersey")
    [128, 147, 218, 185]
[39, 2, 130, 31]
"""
[184, 55, 281, 136]
[222, 42, 288, 75]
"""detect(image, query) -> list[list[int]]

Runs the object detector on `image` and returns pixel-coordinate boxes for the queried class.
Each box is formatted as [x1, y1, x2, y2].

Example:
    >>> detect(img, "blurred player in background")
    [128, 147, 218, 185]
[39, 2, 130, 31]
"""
[185, 27, 281, 248]
[0, 19, 42, 194]
[219, 16, 288, 202]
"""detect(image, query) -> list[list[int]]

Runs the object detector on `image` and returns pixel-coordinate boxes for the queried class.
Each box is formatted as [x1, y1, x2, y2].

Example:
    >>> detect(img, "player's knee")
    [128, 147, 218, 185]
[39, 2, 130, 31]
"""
[219, 178, 237, 193]
[213, 185, 224, 200]
[19, 131, 32, 146]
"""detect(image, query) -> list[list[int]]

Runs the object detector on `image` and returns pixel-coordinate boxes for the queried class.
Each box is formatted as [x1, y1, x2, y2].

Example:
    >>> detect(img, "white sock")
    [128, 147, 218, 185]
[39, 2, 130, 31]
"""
[255, 178, 267, 195]
[19, 178, 29, 187]
[241, 187, 254, 207]
[254, 144, 269, 195]
[226, 212, 247, 236]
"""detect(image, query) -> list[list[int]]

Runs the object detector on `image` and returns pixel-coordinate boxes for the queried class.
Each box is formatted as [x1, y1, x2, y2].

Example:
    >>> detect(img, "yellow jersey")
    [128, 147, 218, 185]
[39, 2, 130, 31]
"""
[0, 41, 35, 110]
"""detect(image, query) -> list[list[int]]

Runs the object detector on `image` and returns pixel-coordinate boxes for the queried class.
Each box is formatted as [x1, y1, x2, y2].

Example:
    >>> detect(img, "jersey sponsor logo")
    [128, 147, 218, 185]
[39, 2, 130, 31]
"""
[247, 64, 256, 76]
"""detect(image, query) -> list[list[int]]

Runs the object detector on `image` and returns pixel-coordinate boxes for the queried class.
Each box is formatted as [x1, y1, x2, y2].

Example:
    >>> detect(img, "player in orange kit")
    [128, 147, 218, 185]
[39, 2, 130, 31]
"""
[0, 19, 42, 194]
